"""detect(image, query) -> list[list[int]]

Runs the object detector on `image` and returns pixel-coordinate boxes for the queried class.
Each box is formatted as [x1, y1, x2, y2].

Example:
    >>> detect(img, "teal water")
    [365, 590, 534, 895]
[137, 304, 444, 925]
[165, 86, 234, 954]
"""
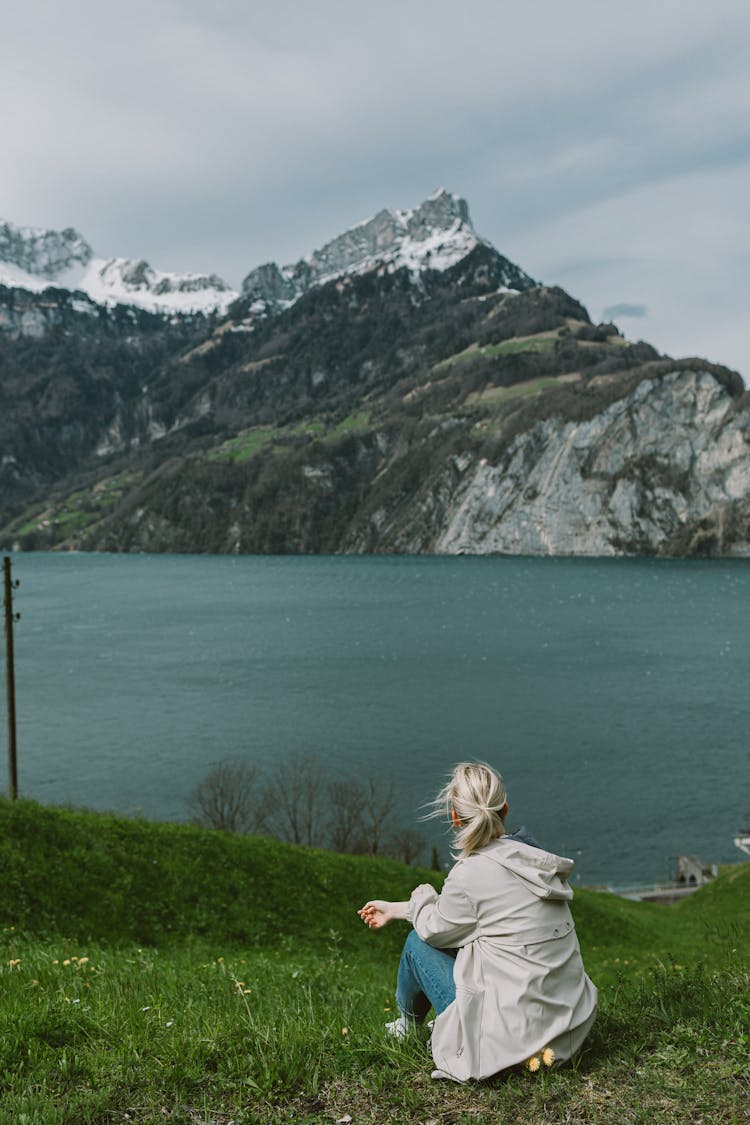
[3, 552, 748, 886]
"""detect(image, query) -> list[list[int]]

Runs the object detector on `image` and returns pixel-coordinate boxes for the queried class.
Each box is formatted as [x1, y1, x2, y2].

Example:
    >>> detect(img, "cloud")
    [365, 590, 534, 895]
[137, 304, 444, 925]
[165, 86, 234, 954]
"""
[0, 0, 748, 377]
[603, 304, 648, 320]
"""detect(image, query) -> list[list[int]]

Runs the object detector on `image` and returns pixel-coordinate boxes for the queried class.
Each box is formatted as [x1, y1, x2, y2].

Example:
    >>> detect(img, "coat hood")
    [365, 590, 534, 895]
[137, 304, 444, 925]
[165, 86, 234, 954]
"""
[478, 837, 575, 901]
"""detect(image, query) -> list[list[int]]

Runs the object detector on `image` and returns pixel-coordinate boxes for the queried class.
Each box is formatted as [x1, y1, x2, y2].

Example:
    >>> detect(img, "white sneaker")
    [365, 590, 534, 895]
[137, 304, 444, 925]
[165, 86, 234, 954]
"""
[385, 1015, 412, 1039]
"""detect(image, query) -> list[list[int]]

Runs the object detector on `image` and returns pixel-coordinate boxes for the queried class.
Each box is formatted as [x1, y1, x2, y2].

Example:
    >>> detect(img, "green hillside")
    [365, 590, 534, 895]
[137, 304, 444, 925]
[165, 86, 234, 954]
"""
[0, 798, 427, 955]
[0, 799, 748, 1123]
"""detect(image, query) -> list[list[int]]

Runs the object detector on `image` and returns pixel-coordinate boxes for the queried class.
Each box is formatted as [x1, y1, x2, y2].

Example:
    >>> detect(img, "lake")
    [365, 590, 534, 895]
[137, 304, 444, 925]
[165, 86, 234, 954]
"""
[3, 552, 748, 887]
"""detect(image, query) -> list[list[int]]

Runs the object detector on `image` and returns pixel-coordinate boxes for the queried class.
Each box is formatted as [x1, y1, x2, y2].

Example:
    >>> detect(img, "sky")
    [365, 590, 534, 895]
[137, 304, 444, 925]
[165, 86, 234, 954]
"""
[2, 0, 749, 377]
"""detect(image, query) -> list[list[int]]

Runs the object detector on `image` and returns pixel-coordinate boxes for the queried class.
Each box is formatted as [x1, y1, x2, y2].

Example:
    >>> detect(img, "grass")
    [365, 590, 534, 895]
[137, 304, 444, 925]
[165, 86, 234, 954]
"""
[91, 471, 143, 497]
[467, 375, 564, 407]
[1, 932, 747, 1123]
[435, 333, 558, 371]
[206, 412, 372, 463]
[0, 799, 749, 1123]
[286, 418, 327, 440]
[464, 375, 578, 436]
[207, 426, 280, 463]
[8, 472, 145, 541]
[321, 410, 371, 443]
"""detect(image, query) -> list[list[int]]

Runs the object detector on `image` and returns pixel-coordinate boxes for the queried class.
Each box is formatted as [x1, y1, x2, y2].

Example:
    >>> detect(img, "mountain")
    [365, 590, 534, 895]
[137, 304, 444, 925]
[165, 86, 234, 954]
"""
[0, 192, 748, 557]
[240, 188, 536, 315]
[0, 219, 237, 316]
[0, 191, 529, 322]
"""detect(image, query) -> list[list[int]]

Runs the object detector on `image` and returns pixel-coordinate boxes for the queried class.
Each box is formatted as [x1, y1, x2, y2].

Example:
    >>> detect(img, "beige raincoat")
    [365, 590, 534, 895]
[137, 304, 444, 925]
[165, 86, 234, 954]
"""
[407, 836, 597, 1081]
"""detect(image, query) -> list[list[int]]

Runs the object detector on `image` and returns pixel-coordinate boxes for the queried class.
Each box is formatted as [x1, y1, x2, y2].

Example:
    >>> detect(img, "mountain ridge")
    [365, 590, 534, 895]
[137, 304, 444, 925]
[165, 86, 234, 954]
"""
[0, 190, 520, 321]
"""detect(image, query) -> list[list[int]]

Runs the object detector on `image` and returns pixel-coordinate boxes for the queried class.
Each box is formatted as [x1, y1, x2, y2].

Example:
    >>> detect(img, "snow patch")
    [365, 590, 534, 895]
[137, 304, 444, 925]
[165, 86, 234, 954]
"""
[0, 217, 238, 316]
[79, 258, 237, 315]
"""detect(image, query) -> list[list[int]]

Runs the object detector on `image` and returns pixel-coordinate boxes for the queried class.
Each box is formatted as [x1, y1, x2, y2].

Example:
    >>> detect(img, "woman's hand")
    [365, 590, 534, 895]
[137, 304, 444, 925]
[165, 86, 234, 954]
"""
[358, 900, 395, 929]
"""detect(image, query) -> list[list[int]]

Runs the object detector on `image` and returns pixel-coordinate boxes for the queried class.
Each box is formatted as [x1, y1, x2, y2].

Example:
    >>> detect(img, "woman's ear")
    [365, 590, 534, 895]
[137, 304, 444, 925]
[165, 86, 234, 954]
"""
[451, 807, 461, 828]
[500, 802, 509, 820]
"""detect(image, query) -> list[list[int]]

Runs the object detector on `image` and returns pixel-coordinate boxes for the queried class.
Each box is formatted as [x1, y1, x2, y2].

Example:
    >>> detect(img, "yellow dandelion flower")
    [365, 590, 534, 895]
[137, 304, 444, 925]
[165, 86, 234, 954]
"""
[542, 1047, 555, 1067]
[52, 959, 59, 965]
[243, 989, 252, 995]
[62, 959, 71, 967]
[526, 1055, 541, 1072]
[7, 959, 21, 968]
[341, 1027, 349, 1036]
[71, 956, 78, 962]
[78, 957, 89, 965]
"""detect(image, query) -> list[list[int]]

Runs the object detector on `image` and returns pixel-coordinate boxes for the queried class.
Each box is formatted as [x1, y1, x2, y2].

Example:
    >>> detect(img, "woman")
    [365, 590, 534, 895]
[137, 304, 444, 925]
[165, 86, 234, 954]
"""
[358, 762, 597, 1082]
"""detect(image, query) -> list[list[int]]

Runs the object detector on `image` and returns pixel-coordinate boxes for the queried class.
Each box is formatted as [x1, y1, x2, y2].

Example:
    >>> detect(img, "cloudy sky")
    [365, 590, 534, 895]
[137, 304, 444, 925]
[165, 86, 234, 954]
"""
[2, 0, 749, 376]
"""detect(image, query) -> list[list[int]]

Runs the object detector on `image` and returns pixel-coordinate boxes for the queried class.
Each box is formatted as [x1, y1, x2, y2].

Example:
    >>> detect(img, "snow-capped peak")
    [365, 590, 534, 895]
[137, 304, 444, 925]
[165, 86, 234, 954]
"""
[241, 189, 493, 310]
[0, 192, 536, 321]
[0, 218, 237, 315]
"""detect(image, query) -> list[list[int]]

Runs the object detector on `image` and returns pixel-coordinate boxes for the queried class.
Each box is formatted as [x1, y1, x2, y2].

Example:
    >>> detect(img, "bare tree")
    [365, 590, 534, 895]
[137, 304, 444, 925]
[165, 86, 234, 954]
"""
[360, 776, 395, 855]
[327, 778, 367, 853]
[264, 751, 328, 846]
[386, 828, 426, 866]
[190, 753, 405, 857]
[188, 760, 266, 834]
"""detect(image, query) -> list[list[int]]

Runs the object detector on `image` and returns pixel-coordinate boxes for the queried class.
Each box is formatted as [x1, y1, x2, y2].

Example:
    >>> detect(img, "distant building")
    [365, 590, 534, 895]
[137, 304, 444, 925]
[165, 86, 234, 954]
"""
[673, 855, 716, 886]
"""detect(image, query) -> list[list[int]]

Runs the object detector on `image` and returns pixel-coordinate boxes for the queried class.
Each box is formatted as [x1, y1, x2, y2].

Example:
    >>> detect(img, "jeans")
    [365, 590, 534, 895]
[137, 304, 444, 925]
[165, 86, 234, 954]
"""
[395, 930, 457, 1021]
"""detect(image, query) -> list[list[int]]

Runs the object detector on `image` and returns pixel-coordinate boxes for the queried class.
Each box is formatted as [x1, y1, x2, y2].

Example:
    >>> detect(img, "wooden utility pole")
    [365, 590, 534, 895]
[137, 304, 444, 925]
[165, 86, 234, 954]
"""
[3, 556, 19, 800]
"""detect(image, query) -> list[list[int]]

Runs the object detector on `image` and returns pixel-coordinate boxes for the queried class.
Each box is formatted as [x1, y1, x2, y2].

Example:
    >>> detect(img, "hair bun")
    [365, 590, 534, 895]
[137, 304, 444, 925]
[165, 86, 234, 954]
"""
[428, 761, 507, 859]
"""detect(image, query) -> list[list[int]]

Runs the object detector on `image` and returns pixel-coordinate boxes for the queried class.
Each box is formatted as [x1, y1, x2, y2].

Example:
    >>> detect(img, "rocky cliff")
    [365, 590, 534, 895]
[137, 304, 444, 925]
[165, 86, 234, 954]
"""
[350, 368, 750, 557]
[0, 220, 93, 280]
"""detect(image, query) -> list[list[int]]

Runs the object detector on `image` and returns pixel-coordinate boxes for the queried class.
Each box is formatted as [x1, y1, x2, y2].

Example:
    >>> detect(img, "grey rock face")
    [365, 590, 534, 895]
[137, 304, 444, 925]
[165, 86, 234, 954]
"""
[431, 371, 750, 556]
[240, 261, 301, 306]
[0, 288, 99, 338]
[0, 220, 93, 279]
[152, 272, 231, 296]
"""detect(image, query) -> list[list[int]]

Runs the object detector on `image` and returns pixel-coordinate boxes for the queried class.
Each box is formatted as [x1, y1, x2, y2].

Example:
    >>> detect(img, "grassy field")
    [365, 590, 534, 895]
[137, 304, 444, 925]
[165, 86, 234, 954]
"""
[434, 333, 558, 372]
[7, 472, 145, 542]
[0, 799, 748, 1124]
[207, 412, 372, 464]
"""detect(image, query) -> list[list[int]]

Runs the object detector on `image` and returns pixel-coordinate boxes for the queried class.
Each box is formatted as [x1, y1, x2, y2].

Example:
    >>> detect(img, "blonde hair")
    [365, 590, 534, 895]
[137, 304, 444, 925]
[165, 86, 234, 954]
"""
[429, 761, 507, 858]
